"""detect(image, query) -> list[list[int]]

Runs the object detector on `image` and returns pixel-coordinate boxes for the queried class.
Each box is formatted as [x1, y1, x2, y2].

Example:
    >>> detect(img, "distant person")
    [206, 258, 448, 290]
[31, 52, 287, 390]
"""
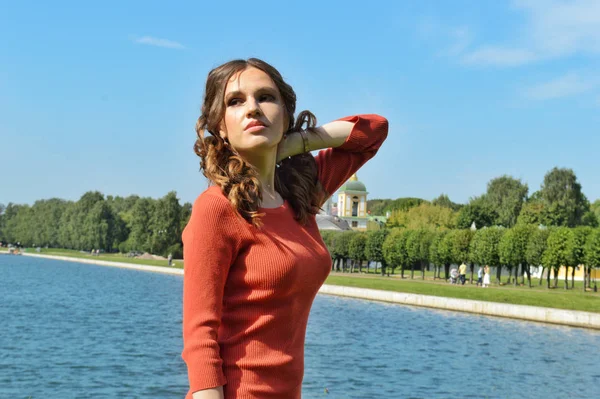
[459, 262, 467, 285]
[450, 267, 459, 284]
[168, 253, 173, 267]
[182, 58, 388, 399]
[483, 265, 491, 288]
[91, 248, 95, 256]
[477, 266, 483, 287]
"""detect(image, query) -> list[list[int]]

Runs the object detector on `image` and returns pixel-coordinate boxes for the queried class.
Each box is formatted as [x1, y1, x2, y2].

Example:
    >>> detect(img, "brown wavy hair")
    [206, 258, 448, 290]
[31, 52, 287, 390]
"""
[194, 58, 326, 227]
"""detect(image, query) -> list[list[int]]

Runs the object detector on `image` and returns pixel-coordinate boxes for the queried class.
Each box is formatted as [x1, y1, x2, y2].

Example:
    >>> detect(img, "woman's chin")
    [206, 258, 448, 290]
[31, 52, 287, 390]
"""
[237, 139, 278, 157]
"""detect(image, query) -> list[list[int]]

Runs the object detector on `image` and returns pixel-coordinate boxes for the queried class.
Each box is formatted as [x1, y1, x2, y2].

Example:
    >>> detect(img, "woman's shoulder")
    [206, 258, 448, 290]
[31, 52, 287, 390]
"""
[195, 185, 226, 203]
[192, 185, 235, 216]
[185, 185, 245, 235]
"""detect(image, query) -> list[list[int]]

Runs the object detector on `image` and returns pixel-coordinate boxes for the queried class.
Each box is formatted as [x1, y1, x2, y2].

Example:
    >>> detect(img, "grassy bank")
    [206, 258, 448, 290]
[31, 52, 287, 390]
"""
[27, 248, 183, 269]
[15, 248, 599, 313]
[325, 274, 600, 313]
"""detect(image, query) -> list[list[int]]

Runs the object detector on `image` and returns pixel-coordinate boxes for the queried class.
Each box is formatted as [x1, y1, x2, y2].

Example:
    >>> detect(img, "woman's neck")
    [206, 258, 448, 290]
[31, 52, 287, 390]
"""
[243, 150, 282, 208]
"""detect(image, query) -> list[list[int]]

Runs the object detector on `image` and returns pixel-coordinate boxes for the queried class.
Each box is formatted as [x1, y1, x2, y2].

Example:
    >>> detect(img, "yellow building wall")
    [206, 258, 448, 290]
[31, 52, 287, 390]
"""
[550, 266, 600, 281]
[340, 193, 367, 218]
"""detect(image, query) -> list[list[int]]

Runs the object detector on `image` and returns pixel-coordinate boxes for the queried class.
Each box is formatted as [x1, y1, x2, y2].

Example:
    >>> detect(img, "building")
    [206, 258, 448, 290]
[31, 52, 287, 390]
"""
[337, 174, 369, 231]
[316, 173, 388, 231]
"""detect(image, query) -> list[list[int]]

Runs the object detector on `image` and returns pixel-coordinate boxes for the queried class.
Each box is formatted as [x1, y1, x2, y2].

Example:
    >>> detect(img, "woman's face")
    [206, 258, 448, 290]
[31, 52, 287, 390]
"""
[220, 67, 287, 158]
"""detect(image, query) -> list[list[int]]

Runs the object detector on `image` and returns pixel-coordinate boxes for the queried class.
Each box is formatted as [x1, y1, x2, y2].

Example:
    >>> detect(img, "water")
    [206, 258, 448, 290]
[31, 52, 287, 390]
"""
[1, 256, 599, 399]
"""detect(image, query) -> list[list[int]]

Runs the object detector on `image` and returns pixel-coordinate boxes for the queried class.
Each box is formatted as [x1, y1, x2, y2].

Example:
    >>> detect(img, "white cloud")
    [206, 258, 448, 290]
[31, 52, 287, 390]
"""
[462, 47, 538, 67]
[442, 26, 473, 57]
[133, 36, 185, 50]
[523, 72, 600, 100]
[461, 0, 600, 67]
[517, 0, 600, 56]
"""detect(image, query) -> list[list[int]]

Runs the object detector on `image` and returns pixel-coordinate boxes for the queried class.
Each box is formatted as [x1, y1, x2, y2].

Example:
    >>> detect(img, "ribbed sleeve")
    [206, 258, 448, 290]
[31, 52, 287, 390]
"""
[315, 114, 388, 196]
[181, 192, 242, 394]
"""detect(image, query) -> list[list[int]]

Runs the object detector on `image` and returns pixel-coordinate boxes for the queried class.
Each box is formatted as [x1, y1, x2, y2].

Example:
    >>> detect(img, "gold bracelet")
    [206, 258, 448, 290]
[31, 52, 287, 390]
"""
[299, 129, 309, 153]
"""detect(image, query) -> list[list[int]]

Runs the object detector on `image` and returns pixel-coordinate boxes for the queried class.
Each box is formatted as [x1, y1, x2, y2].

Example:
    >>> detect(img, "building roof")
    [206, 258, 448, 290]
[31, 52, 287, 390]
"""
[339, 173, 367, 192]
[316, 214, 351, 231]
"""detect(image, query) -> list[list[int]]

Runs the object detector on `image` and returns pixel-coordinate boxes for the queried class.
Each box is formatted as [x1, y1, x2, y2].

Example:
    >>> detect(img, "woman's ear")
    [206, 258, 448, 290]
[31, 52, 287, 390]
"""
[218, 122, 228, 141]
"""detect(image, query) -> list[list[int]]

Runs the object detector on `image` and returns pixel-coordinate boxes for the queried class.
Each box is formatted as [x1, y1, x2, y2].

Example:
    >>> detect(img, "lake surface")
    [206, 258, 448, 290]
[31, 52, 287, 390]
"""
[1, 255, 599, 399]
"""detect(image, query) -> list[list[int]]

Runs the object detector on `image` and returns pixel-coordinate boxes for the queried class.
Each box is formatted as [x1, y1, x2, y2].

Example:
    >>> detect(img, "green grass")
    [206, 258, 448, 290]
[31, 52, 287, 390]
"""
[325, 273, 600, 313]
[359, 267, 592, 291]
[26, 248, 183, 269]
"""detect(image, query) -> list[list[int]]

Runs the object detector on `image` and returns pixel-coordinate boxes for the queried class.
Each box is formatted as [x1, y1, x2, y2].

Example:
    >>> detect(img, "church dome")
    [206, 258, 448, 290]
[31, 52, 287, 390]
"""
[339, 174, 366, 192]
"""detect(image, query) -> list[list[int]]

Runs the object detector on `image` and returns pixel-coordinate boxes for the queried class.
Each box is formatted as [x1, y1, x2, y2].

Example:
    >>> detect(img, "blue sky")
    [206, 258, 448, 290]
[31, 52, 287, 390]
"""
[2, 0, 599, 207]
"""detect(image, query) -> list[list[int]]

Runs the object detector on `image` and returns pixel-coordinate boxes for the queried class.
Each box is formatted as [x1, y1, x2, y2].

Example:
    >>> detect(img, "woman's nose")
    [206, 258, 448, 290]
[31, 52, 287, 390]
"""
[245, 98, 261, 117]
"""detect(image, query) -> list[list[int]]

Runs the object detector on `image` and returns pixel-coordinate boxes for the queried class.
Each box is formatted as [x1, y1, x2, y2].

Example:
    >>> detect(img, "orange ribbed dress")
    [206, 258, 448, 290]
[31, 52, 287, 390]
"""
[182, 114, 388, 399]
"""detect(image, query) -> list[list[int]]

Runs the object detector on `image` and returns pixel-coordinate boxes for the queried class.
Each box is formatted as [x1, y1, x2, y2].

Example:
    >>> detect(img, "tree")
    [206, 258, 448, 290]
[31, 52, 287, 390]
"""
[456, 195, 497, 229]
[29, 198, 69, 248]
[525, 227, 550, 286]
[3, 203, 31, 245]
[592, 200, 600, 222]
[348, 232, 368, 273]
[180, 202, 193, 233]
[429, 230, 447, 280]
[542, 227, 574, 289]
[571, 227, 591, 289]
[516, 200, 545, 226]
[367, 197, 427, 217]
[389, 203, 456, 230]
[58, 202, 78, 249]
[451, 229, 474, 283]
[470, 227, 505, 284]
[331, 231, 354, 272]
[499, 226, 534, 286]
[432, 194, 462, 211]
[581, 211, 599, 227]
[382, 229, 407, 276]
[584, 229, 600, 291]
[405, 229, 428, 279]
[129, 198, 154, 253]
[365, 229, 389, 276]
[438, 230, 456, 280]
[486, 175, 528, 228]
[150, 191, 182, 256]
[417, 229, 434, 279]
[84, 201, 117, 251]
[540, 167, 590, 227]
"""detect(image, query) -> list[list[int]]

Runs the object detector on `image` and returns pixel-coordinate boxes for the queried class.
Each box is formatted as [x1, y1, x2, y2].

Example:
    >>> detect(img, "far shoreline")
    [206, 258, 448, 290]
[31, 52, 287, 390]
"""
[8, 252, 600, 331]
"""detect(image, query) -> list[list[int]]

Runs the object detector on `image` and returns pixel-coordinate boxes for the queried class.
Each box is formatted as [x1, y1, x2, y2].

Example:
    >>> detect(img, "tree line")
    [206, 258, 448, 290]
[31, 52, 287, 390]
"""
[1, 166, 598, 269]
[324, 167, 600, 292]
[321, 224, 600, 292]
[369, 167, 600, 230]
[0, 191, 191, 258]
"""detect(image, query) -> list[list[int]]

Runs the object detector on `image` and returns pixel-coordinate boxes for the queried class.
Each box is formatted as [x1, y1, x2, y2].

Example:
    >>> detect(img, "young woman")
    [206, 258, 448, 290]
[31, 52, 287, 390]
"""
[483, 265, 491, 288]
[182, 58, 388, 399]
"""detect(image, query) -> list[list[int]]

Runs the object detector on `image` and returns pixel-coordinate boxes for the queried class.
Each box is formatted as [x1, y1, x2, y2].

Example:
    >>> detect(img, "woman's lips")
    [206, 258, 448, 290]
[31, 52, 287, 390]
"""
[245, 125, 267, 133]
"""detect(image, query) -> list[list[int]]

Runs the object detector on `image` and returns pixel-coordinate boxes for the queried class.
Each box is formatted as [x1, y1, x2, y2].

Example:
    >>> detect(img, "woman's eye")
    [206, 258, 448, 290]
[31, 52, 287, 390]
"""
[228, 98, 242, 106]
[260, 94, 275, 102]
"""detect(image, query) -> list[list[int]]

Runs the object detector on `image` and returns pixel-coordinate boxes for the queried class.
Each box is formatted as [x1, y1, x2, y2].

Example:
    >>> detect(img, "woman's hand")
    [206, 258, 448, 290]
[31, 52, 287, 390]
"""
[192, 386, 224, 399]
[276, 121, 355, 163]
